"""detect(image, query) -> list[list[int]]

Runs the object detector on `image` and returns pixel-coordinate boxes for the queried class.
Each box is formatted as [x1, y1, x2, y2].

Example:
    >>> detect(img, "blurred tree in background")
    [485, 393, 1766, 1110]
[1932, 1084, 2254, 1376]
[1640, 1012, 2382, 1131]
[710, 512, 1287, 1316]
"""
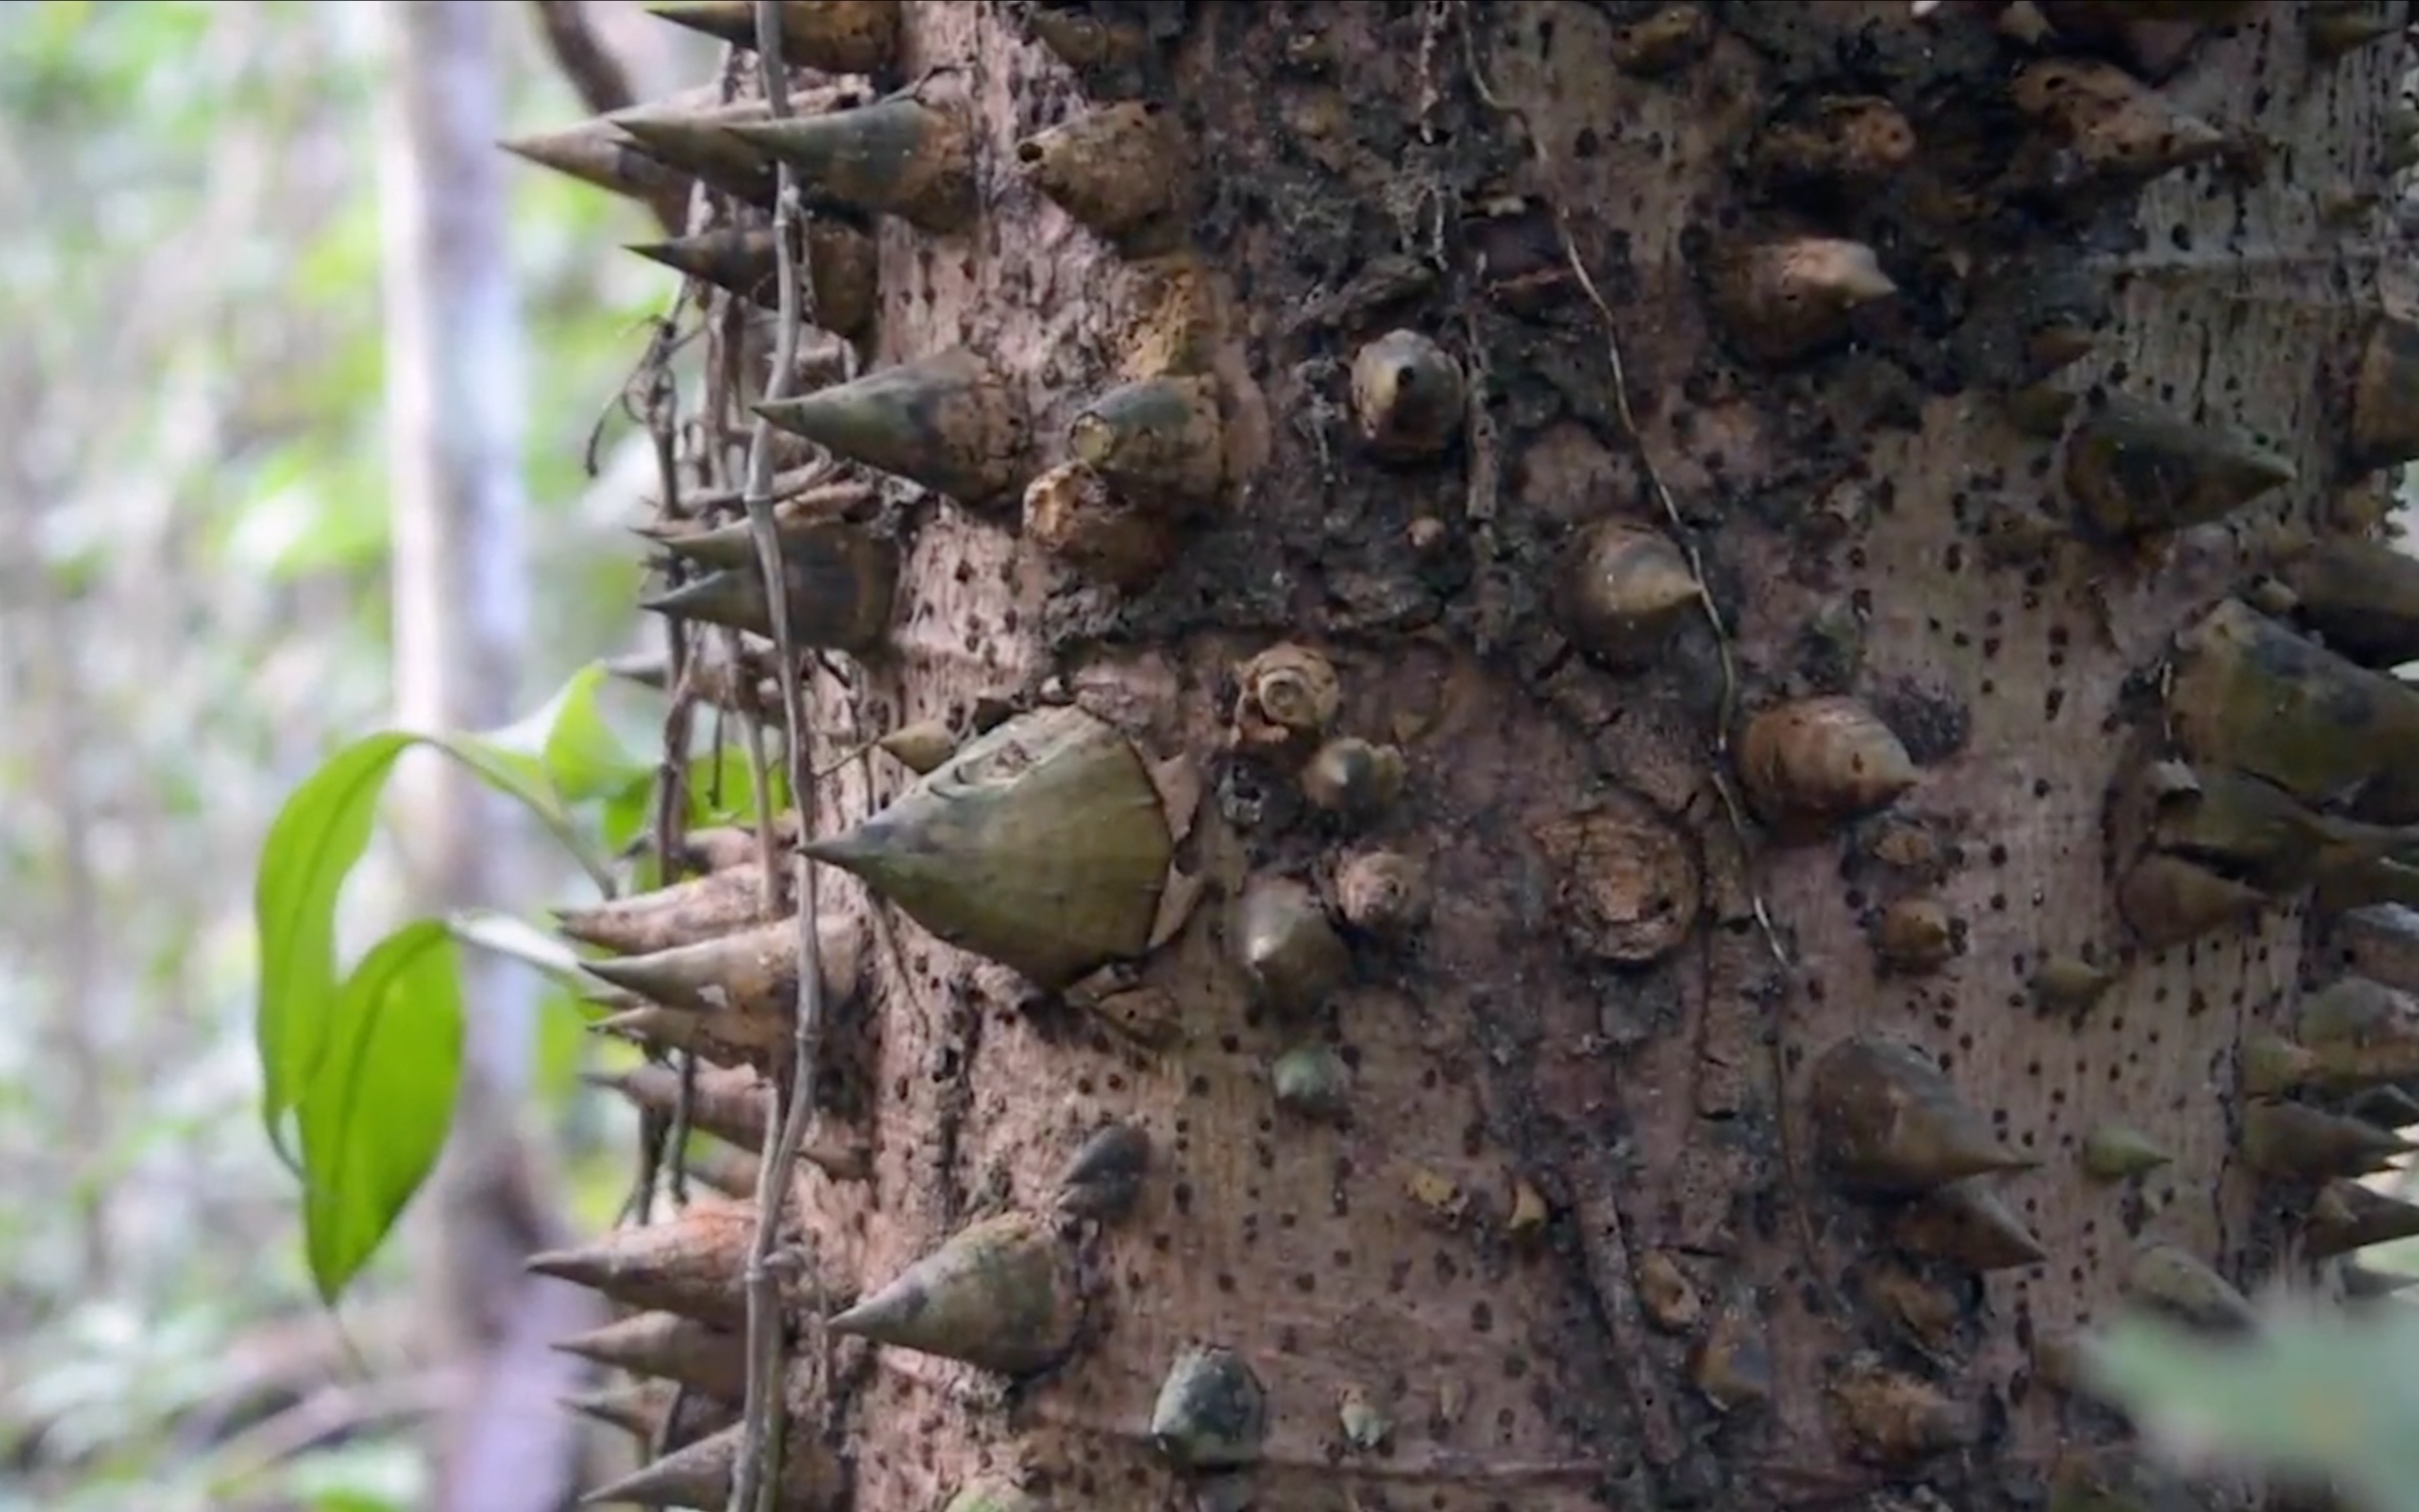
[0, 3, 714, 1506]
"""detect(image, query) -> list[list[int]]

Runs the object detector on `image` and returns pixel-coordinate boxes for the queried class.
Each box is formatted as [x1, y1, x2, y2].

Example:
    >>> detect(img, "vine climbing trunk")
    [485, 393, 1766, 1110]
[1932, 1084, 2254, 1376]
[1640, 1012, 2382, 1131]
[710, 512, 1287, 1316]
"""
[514, 3, 2419, 1508]
[375, 3, 595, 1509]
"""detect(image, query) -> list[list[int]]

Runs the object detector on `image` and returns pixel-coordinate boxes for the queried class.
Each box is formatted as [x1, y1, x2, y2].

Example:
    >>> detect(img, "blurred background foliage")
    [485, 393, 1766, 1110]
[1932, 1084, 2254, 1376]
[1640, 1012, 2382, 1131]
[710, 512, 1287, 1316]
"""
[0, 2, 714, 1506]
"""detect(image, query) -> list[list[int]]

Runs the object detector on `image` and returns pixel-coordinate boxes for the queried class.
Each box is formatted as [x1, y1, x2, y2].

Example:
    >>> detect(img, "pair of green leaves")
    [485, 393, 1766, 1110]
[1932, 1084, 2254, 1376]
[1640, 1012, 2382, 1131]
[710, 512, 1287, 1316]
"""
[251, 662, 783, 1304]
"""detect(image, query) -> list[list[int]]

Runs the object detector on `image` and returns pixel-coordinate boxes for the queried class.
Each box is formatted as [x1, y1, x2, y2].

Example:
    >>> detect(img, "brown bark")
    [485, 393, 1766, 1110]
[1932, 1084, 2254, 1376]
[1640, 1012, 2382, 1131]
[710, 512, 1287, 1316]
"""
[537, 3, 2416, 1509]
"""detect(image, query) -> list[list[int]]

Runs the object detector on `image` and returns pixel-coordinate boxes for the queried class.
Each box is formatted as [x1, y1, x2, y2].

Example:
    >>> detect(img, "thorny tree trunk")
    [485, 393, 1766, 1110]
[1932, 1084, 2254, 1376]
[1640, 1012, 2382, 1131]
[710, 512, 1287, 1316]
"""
[524, 3, 2419, 1510]
[376, 4, 597, 1510]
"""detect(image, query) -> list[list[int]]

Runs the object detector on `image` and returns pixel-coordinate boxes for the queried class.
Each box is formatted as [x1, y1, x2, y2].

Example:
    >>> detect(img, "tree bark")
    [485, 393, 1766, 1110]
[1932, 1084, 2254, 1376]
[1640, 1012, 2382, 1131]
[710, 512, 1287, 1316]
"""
[376, 4, 598, 1510]
[539, 3, 2415, 1508]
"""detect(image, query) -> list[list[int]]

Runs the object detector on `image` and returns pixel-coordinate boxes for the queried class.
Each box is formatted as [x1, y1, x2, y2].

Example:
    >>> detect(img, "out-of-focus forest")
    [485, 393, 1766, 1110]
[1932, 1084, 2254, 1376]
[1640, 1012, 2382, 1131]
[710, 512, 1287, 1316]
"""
[0, 3, 718, 1507]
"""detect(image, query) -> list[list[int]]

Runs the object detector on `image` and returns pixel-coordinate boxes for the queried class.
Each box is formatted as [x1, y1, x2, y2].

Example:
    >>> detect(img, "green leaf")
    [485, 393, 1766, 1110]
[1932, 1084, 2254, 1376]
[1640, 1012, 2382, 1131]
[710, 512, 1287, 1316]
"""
[686, 745, 791, 828]
[439, 732, 568, 829]
[601, 775, 655, 862]
[295, 921, 463, 1305]
[446, 908, 588, 984]
[541, 662, 649, 802]
[533, 979, 593, 1112]
[2087, 1308, 2419, 1512]
[253, 726, 596, 1170]
[438, 729, 612, 893]
[252, 731, 418, 1169]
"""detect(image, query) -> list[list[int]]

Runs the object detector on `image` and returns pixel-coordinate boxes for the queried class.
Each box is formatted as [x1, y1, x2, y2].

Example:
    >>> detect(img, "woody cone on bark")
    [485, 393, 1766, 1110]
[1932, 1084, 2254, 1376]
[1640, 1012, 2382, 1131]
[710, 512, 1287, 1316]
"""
[503, 1, 2419, 1507]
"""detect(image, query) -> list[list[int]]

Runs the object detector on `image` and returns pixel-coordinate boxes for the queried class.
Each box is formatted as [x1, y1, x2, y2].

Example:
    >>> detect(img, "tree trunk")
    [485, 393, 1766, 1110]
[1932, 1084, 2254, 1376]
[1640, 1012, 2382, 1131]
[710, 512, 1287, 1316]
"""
[378, 4, 598, 1509]
[531, 3, 2418, 1508]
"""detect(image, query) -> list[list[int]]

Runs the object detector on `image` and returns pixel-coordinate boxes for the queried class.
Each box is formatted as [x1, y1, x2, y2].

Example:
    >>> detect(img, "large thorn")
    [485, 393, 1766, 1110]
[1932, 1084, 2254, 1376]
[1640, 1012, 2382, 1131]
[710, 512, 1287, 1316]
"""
[2293, 975, 2419, 1089]
[642, 1, 901, 76]
[526, 1200, 758, 1328]
[636, 522, 899, 653]
[1559, 522, 1704, 671]
[1705, 238, 1896, 366]
[1054, 1121, 1152, 1222]
[554, 1310, 751, 1402]
[1738, 697, 1919, 831]
[2008, 58, 2227, 193]
[2064, 394, 2296, 538]
[1231, 875, 1350, 1016]
[500, 119, 691, 226]
[585, 1062, 773, 1152]
[2166, 598, 2419, 825]
[578, 1432, 729, 1509]
[2140, 761, 2419, 897]
[800, 706, 1172, 990]
[1825, 1355, 1973, 1464]
[2348, 317, 2419, 476]
[2307, 1178, 2419, 1258]
[638, 467, 875, 524]
[636, 480, 880, 565]
[1887, 1177, 2047, 1271]
[1811, 1036, 2034, 1195]
[666, 816, 802, 876]
[554, 866, 775, 957]
[2081, 1123, 2172, 1180]
[588, 1005, 766, 1067]
[2240, 1098, 2417, 1180]
[580, 913, 867, 1028]
[722, 97, 977, 233]
[578, 1413, 840, 1509]
[681, 1143, 762, 1199]
[599, 649, 775, 717]
[754, 347, 1027, 506]
[1015, 102, 1187, 254]
[1065, 375, 1227, 511]
[2119, 853, 2264, 948]
[1149, 1344, 1270, 1472]
[826, 1210, 1082, 1375]
[2123, 1244, 2255, 1331]
[607, 90, 802, 203]
[624, 221, 877, 335]
[563, 1379, 731, 1441]
[2282, 538, 2419, 670]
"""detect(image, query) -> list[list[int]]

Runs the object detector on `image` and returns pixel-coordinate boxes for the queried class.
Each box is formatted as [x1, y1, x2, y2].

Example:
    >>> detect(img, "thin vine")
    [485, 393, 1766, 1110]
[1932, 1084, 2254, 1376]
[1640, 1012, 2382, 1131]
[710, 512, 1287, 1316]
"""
[729, 2, 835, 1507]
[637, 306, 701, 1220]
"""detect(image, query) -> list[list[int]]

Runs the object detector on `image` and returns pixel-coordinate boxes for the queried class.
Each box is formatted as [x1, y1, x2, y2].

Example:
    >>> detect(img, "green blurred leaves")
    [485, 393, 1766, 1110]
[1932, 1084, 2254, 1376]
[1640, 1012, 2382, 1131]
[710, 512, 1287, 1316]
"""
[2087, 1298, 2419, 1512]
[250, 663, 660, 1303]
